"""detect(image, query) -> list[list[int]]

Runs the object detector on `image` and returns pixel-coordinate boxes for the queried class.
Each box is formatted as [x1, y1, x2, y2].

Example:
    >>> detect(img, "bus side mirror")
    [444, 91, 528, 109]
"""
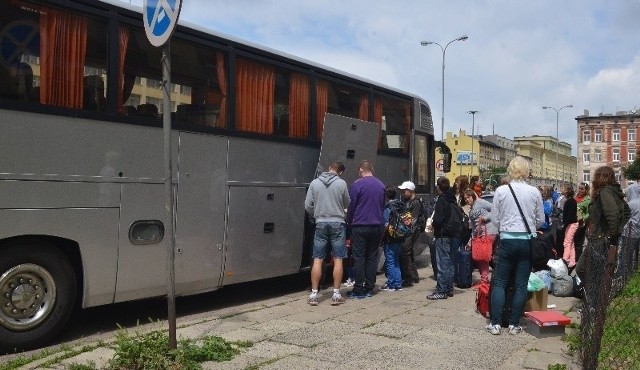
[442, 153, 452, 173]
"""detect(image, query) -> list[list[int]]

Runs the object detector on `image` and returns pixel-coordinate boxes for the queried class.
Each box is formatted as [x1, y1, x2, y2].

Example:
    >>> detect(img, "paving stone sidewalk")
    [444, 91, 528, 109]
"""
[20, 264, 582, 370]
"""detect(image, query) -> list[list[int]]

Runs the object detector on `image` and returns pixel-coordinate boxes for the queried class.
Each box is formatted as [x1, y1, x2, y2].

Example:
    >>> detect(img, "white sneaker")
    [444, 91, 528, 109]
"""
[486, 324, 501, 335]
[307, 293, 319, 306]
[508, 325, 522, 335]
[342, 278, 355, 287]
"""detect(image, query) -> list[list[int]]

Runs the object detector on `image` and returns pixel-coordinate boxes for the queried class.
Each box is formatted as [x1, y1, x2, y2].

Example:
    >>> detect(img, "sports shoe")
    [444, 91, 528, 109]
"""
[426, 292, 448, 300]
[486, 324, 501, 335]
[331, 293, 345, 306]
[447, 291, 454, 297]
[381, 284, 402, 292]
[307, 295, 319, 306]
[342, 278, 355, 288]
[508, 325, 522, 335]
[347, 291, 366, 299]
[365, 290, 373, 298]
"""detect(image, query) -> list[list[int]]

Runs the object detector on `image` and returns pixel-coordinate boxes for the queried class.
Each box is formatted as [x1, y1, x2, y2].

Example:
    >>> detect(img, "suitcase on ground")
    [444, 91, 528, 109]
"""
[475, 281, 490, 318]
[455, 248, 473, 288]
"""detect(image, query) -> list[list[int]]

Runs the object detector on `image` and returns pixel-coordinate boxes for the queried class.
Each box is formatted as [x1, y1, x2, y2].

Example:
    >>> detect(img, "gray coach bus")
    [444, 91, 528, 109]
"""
[0, 0, 439, 350]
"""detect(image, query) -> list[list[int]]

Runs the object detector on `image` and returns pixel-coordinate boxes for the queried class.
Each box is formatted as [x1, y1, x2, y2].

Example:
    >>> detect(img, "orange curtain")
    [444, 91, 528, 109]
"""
[374, 97, 384, 149]
[117, 26, 129, 114]
[216, 51, 227, 127]
[288, 73, 309, 138]
[316, 80, 329, 139]
[40, 8, 87, 108]
[235, 58, 274, 134]
[358, 94, 369, 121]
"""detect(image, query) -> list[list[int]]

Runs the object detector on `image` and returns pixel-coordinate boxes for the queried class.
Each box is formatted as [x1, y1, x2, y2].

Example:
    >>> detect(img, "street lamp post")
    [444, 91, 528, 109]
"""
[468, 110, 478, 178]
[421, 35, 468, 141]
[542, 104, 573, 186]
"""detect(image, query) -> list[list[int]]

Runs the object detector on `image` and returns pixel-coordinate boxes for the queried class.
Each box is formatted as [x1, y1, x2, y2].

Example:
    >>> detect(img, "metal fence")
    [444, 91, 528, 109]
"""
[578, 235, 640, 370]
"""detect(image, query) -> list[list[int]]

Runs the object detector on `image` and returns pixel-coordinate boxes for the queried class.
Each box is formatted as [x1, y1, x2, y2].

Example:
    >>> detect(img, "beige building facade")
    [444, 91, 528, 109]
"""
[514, 135, 577, 188]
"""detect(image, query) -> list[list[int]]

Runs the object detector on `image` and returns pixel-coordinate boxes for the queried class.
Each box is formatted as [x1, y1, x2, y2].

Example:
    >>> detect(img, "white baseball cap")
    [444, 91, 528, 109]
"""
[398, 181, 416, 191]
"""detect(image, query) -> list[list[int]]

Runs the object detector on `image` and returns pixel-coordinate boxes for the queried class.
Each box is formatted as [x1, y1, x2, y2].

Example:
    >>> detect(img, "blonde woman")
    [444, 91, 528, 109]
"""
[487, 156, 545, 335]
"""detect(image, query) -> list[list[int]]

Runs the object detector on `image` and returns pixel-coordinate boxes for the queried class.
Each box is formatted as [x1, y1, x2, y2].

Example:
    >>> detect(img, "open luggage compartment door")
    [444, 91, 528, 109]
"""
[317, 113, 380, 186]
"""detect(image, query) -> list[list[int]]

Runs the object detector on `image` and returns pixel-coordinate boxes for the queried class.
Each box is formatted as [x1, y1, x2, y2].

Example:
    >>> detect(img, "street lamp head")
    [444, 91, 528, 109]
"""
[457, 35, 469, 41]
[542, 106, 551, 110]
[420, 41, 433, 46]
[467, 110, 478, 114]
[565, 104, 573, 108]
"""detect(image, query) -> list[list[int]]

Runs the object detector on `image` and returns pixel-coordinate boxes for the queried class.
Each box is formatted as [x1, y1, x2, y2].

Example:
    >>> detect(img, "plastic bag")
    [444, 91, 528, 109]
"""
[534, 270, 552, 292]
[552, 273, 574, 297]
[528, 272, 546, 292]
[547, 259, 568, 278]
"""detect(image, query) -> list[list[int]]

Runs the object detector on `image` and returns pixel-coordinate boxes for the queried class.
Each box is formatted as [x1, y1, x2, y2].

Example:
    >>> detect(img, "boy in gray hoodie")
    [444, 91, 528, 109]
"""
[305, 161, 350, 305]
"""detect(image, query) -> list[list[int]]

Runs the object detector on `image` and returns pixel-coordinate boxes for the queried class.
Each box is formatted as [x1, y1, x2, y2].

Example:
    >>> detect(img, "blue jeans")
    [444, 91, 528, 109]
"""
[384, 242, 402, 288]
[490, 238, 531, 326]
[312, 222, 347, 259]
[435, 237, 456, 294]
[351, 225, 383, 294]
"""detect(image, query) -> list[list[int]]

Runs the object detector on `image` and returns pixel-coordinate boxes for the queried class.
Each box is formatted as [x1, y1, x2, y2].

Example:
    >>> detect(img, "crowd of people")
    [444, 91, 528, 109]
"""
[304, 156, 640, 337]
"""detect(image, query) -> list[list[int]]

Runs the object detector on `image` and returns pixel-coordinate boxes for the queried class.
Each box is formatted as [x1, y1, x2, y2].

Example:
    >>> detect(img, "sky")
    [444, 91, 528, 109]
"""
[127, 0, 640, 156]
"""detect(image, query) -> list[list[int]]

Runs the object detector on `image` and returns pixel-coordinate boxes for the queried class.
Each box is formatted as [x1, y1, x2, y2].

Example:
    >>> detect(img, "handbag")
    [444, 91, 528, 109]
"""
[507, 184, 553, 270]
[471, 224, 494, 263]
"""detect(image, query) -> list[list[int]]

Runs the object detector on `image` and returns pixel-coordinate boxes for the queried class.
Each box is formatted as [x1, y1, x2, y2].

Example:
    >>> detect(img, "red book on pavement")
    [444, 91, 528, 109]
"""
[525, 311, 571, 327]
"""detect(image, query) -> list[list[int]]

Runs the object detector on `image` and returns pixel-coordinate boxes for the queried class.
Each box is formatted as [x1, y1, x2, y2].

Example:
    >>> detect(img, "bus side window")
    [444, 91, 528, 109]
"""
[83, 75, 106, 111]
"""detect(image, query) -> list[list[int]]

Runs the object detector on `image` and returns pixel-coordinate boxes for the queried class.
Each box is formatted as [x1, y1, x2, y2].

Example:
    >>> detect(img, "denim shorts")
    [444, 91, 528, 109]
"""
[312, 222, 347, 259]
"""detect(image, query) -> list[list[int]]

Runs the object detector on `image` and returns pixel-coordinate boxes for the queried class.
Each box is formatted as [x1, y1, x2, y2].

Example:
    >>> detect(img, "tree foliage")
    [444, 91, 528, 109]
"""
[623, 158, 640, 180]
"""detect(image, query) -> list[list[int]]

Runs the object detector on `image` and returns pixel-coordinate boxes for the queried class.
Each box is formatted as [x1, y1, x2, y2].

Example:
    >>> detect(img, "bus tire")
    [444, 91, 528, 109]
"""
[0, 242, 77, 352]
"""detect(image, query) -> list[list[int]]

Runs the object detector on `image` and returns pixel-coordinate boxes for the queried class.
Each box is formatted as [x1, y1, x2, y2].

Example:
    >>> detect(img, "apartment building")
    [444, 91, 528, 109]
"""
[514, 135, 577, 188]
[576, 109, 640, 187]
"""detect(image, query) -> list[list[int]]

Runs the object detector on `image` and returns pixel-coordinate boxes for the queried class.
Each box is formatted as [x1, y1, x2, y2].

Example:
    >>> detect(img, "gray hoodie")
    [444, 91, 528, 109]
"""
[623, 183, 640, 238]
[305, 172, 350, 223]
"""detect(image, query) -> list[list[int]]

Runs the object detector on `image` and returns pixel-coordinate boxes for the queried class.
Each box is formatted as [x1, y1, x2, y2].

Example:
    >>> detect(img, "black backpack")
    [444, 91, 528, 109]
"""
[385, 200, 412, 241]
[443, 201, 469, 239]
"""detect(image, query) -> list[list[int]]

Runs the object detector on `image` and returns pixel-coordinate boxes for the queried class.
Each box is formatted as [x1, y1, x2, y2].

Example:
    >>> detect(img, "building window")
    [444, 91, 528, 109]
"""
[629, 129, 636, 142]
[613, 128, 620, 142]
[582, 129, 591, 142]
[613, 148, 620, 162]
[582, 149, 590, 164]
[616, 171, 622, 183]
[629, 150, 636, 162]
[583, 171, 590, 183]
[594, 149, 602, 162]
[594, 129, 602, 142]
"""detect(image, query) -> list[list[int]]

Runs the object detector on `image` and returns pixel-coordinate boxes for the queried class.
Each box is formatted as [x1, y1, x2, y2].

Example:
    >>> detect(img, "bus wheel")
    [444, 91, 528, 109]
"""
[0, 243, 77, 351]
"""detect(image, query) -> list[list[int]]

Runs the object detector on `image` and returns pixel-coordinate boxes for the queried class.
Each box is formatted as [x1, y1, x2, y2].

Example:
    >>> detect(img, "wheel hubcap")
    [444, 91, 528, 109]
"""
[0, 264, 56, 331]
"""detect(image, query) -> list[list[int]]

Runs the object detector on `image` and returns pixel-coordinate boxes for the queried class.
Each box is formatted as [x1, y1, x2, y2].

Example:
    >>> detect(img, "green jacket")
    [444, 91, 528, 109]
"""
[588, 185, 630, 243]
[576, 195, 591, 224]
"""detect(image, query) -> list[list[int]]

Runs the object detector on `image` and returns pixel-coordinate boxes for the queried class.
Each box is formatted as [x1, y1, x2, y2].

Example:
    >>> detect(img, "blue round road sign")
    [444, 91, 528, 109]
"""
[143, 0, 182, 47]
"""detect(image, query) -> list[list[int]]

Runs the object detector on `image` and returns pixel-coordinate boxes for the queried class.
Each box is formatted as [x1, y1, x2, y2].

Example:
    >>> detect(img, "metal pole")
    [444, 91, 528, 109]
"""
[441, 51, 445, 142]
[420, 36, 468, 142]
[162, 43, 177, 350]
[555, 108, 562, 186]
[543, 105, 572, 188]
[468, 110, 478, 178]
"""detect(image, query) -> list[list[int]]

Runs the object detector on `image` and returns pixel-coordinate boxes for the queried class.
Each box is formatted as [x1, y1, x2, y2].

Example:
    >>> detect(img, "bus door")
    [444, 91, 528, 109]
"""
[317, 114, 380, 185]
